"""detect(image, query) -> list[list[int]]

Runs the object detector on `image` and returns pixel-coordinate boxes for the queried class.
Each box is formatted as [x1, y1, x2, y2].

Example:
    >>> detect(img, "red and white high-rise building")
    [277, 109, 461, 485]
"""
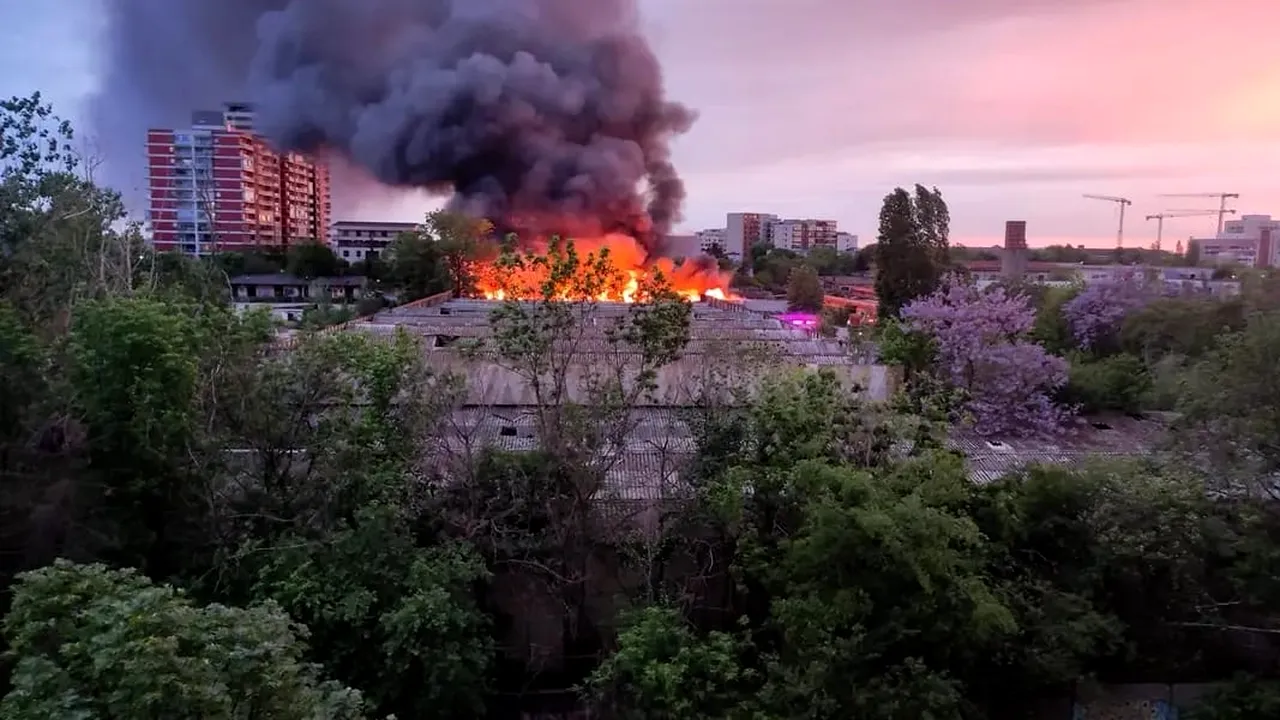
[146, 103, 330, 255]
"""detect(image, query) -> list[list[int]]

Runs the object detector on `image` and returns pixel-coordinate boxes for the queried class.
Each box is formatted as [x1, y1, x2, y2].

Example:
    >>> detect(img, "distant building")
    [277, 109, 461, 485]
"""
[331, 220, 419, 263]
[146, 103, 331, 255]
[771, 218, 838, 253]
[836, 232, 859, 253]
[229, 273, 367, 323]
[965, 260, 1238, 296]
[662, 234, 702, 259]
[695, 228, 729, 256]
[1001, 220, 1029, 280]
[726, 212, 778, 257]
[1189, 214, 1279, 267]
[1222, 214, 1280, 239]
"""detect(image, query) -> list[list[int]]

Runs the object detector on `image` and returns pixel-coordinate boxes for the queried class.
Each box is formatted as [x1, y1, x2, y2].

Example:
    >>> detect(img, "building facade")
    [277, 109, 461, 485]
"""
[695, 228, 728, 256]
[771, 218, 838, 253]
[836, 232, 859, 253]
[725, 212, 778, 257]
[331, 220, 419, 263]
[1193, 237, 1261, 266]
[1188, 214, 1278, 267]
[147, 103, 330, 255]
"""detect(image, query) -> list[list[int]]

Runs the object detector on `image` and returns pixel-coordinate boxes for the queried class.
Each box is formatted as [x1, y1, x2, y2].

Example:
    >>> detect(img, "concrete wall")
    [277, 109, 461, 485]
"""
[427, 351, 897, 406]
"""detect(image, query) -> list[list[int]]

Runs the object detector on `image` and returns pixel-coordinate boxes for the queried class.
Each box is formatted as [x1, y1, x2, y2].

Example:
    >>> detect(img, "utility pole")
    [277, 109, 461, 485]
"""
[1158, 193, 1238, 235]
[1083, 194, 1133, 249]
[1145, 210, 1231, 252]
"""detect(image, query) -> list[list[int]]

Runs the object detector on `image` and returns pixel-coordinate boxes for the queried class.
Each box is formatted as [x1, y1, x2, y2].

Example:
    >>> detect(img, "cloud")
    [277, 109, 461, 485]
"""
[6, 0, 1279, 246]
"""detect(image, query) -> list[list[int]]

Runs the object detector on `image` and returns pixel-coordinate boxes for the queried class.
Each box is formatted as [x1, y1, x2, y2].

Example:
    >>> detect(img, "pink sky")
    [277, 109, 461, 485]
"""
[640, 0, 1280, 247]
[5, 0, 1279, 248]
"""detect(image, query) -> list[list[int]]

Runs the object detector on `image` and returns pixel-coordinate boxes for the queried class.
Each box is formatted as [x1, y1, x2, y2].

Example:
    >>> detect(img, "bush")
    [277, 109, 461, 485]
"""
[1060, 353, 1150, 414]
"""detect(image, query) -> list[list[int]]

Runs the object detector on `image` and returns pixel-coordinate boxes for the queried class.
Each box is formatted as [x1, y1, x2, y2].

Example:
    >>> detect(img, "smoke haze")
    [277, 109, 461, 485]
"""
[90, 0, 695, 248]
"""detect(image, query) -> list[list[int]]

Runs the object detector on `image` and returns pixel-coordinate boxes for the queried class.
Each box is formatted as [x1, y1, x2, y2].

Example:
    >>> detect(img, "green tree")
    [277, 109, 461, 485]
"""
[1119, 295, 1245, 364]
[1060, 352, 1150, 414]
[424, 209, 494, 296]
[383, 229, 449, 301]
[1032, 284, 1082, 355]
[211, 330, 488, 718]
[1184, 239, 1202, 266]
[786, 264, 824, 311]
[753, 247, 801, 291]
[746, 457, 1013, 719]
[286, 241, 344, 279]
[874, 187, 946, 319]
[0, 93, 145, 328]
[1, 560, 366, 719]
[66, 297, 207, 575]
[1173, 311, 1280, 483]
[1188, 678, 1280, 720]
[585, 606, 754, 719]
[913, 184, 951, 267]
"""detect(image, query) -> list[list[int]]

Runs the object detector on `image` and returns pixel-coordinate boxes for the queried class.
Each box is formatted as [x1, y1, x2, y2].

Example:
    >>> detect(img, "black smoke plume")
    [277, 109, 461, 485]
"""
[91, 0, 696, 251]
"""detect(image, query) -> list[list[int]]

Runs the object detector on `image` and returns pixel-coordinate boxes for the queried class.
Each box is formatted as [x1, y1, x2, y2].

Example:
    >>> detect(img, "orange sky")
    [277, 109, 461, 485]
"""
[4, 0, 1279, 248]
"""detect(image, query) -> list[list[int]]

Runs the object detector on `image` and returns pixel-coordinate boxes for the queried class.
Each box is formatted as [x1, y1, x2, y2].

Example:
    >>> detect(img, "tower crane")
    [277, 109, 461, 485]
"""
[1158, 193, 1238, 235]
[1145, 210, 1232, 252]
[1083, 194, 1133, 249]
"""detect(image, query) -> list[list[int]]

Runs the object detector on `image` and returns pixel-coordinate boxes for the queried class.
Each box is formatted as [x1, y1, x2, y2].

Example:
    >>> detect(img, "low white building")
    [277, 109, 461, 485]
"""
[330, 220, 419, 263]
[229, 274, 368, 323]
[965, 261, 1239, 296]
[836, 232, 859, 253]
[1189, 213, 1278, 267]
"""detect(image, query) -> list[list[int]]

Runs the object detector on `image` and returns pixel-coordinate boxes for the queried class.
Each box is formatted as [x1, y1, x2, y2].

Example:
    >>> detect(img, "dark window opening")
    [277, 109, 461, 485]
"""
[500, 426, 517, 437]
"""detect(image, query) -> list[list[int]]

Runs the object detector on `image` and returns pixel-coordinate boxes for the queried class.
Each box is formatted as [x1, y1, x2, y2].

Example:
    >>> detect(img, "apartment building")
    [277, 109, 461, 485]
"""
[725, 212, 778, 257]
[695, 228, 728, 256]
[771, 218, 838, 253]
[836, 232, 859, 253]
[331, 220, 420, 262]
[146, 103, 330, 255]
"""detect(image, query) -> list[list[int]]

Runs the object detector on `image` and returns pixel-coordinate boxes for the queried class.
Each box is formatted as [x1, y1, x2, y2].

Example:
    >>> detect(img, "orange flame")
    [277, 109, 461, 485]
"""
[473, 233, 736, 303]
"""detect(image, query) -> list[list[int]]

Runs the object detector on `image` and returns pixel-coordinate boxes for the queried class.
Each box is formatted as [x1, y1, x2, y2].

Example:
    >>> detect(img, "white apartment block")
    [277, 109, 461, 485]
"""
[330, 220, 419, 262]
[695, 228, 729, 256]
[836, 232, 859, 253]
[771, 218, 838, 253]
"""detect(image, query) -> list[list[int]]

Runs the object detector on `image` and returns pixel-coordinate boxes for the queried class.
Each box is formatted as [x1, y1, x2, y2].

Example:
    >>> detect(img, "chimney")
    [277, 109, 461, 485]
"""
[1259, 228, 1273, 268]
[1002, 221, 1028, 280]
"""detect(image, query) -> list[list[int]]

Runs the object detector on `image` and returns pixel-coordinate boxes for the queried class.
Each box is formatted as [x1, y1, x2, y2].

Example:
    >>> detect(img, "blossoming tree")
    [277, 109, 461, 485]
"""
[1061, 271, 1157, 351]
[902, 281, 1069, 437]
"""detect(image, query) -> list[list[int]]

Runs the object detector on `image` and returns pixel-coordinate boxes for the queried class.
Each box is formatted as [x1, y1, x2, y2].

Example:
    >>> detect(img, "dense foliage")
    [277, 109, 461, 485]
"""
[4, 90, 1280, 719]
[874, 184, 950, 319]
[901, 281, 1069, 436]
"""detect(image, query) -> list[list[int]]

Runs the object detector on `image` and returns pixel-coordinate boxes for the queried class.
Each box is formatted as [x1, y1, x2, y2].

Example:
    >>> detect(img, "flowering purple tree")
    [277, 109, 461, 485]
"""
[1061, 271, 1156, 350]
[902, 281, 1069, 437]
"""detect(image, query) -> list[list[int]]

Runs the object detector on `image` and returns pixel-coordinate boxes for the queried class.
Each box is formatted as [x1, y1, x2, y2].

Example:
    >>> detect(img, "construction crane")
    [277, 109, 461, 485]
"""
[1158, 192, 1238, 235]
[1145, 210, 1232, 252]
[1083, 194, 1133, 249]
